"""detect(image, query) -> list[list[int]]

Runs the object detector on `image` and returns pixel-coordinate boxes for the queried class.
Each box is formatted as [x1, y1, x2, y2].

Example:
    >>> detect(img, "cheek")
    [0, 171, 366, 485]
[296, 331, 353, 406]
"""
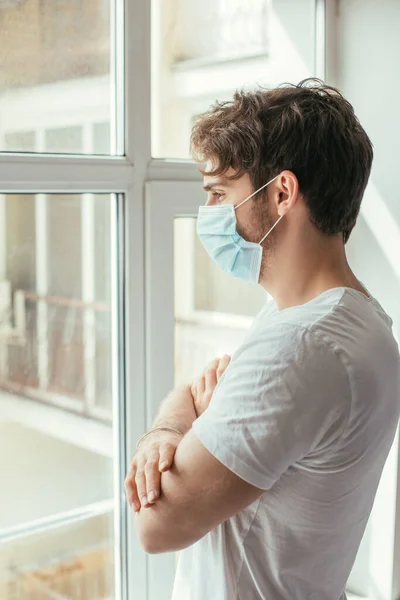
[238, 203, 272, 244]
[252, 200, 272, 230]
[235, 204, 256, 239]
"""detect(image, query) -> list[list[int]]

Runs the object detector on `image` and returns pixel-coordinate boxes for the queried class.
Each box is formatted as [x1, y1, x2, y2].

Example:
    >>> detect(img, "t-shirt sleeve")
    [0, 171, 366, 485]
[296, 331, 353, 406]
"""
[192, 322, 351, 490]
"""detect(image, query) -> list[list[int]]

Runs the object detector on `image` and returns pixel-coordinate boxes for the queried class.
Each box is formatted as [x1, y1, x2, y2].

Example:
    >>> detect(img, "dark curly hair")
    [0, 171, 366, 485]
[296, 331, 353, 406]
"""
[191, 78, 373, 244]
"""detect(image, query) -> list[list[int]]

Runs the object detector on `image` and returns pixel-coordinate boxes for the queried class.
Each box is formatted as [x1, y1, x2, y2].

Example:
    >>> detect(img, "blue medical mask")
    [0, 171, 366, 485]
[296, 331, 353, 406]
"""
[197, 174, 284, 284]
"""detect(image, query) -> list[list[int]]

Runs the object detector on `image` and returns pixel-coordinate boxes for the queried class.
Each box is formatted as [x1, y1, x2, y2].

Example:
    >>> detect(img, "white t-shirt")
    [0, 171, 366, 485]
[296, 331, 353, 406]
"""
[171, 286, 400, 600]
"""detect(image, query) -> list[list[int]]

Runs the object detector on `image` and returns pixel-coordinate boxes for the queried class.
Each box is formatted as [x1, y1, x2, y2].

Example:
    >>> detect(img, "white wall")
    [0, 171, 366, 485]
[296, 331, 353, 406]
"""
[331, 1, 400, 597]
[336, 0, 400, 335]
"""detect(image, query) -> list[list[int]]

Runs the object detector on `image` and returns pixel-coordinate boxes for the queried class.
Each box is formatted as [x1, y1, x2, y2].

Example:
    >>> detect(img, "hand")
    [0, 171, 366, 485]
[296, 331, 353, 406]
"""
[191, 354, 231, 418]
[125, 357, 231, 512]
[125, 429, 182, 512]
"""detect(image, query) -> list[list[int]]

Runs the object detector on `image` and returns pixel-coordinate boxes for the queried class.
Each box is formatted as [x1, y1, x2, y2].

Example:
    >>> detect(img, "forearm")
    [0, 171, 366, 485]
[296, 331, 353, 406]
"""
[152, 384, 197, 435]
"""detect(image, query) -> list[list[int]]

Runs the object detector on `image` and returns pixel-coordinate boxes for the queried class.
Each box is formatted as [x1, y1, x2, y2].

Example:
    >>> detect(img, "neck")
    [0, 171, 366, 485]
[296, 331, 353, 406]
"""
[259, 232, 367, 311]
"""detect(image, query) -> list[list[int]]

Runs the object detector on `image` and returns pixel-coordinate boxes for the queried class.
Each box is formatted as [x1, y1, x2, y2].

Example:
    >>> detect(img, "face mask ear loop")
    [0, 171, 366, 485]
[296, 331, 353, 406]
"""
[234, 174, 280, 211]
[258, 213, 285, 245]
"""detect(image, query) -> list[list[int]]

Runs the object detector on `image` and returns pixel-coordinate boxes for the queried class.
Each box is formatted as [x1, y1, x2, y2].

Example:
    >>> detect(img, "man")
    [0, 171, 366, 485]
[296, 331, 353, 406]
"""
[125, 79, 400, 599]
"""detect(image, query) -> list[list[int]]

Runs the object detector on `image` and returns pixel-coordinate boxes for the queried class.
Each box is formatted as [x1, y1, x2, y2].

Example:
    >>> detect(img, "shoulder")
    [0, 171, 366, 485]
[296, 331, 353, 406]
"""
[238, 288, 355, 367]
[219, 321, 350, 419]
[234, 319, 343, 370]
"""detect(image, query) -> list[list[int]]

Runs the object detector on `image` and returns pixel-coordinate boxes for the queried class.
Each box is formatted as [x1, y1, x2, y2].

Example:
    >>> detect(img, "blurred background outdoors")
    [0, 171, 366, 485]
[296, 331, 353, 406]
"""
[0, 0, 399, 599]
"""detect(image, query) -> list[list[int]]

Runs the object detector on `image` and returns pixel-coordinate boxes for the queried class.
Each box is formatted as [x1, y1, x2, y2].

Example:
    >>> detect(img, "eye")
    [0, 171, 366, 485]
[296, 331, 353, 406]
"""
[212, 191, 225, 202]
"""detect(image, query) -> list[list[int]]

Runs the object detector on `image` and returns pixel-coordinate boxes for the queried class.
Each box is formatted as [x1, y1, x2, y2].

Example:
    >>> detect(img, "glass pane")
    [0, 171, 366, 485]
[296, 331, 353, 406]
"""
[0, 513, 114, 599]
[4, 131, 36, 153]
[45, 127, 83, 154]
[0, 2, 114, 155]
[152, 0, 316, 158]
[0, 193, 117, 599]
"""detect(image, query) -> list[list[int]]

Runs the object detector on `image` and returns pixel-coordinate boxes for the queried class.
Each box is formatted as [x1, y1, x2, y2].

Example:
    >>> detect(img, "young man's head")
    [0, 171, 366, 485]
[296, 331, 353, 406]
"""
[191, 79, 373, 287]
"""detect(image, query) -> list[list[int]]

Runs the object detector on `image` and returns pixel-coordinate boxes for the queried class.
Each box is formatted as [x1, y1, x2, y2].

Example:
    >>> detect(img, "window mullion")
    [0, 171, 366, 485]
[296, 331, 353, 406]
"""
[314, 0, 326, 79]
[123, 0, 152, 597]
[0, 155, 134, 193]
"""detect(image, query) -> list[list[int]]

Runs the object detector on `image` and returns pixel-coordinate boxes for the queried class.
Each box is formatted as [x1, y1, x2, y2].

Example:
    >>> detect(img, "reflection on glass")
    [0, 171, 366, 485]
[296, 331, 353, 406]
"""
[0, 193, 115, 599]
[152, 0, 316, 158]
[0, 1, 112, 154]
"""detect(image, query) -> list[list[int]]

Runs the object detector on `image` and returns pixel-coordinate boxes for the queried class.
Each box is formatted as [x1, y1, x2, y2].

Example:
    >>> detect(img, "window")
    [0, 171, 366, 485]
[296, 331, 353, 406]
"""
[0, 193, 117, 597]
[0, 0, 114, 155]
[0, 0, 128, 596]
[152, 0, 316, 158]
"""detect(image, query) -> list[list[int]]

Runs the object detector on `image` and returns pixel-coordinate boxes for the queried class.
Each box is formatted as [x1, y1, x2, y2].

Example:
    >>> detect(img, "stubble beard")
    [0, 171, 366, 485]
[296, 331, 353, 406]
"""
[252, 199, 277, 283]
[235, 196, 276, 283]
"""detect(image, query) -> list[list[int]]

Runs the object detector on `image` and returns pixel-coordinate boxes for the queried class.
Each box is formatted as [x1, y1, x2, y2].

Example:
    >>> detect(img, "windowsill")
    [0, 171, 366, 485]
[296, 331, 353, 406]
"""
[0, 389, 112, 457]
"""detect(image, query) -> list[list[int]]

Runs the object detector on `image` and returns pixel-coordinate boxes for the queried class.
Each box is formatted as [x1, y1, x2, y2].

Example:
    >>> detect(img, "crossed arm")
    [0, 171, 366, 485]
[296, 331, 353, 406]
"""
[126, 357, 264, 554]
[134, 428, 264, 554]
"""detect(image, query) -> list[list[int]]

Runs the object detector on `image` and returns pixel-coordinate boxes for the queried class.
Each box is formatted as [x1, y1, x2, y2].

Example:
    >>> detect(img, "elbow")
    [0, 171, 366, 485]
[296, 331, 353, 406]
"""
[134, 511, 193, 554]
[135, 514, 157, 554]
[138, 529, 183, 555]
[134, 512, 170, 555]
[138, 527, 165, 555]
[139, 536, 161, 555]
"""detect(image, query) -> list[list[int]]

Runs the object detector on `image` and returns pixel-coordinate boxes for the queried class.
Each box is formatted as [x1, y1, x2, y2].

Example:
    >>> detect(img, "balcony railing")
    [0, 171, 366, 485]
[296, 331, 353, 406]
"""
[0, 290, 113, 422]
[0, 287, 251, 423]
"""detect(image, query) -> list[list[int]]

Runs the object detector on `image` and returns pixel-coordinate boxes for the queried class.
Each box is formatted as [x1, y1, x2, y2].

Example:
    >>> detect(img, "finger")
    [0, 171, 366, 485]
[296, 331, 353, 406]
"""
[159, 442, 178, 472]
[205, 364, 217, 394]
[144, 459, 162, 505]
[135, 464, 148, 508]
[198, 374, 206, 395]
[191, 378, 200, 400]
[206, 358, 219, 373]
[125, 466, 141, 512]
[217, 354, 231, 380]
[219, 353, 231, 371]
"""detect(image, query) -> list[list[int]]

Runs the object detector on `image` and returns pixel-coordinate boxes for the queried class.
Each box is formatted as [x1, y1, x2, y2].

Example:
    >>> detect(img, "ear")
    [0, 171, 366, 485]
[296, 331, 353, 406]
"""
[272, 170, 299, 217]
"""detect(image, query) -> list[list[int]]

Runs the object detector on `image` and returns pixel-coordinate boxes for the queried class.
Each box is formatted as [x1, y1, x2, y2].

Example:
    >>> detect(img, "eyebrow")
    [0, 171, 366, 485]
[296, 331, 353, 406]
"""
[203, 179, 230, 191]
